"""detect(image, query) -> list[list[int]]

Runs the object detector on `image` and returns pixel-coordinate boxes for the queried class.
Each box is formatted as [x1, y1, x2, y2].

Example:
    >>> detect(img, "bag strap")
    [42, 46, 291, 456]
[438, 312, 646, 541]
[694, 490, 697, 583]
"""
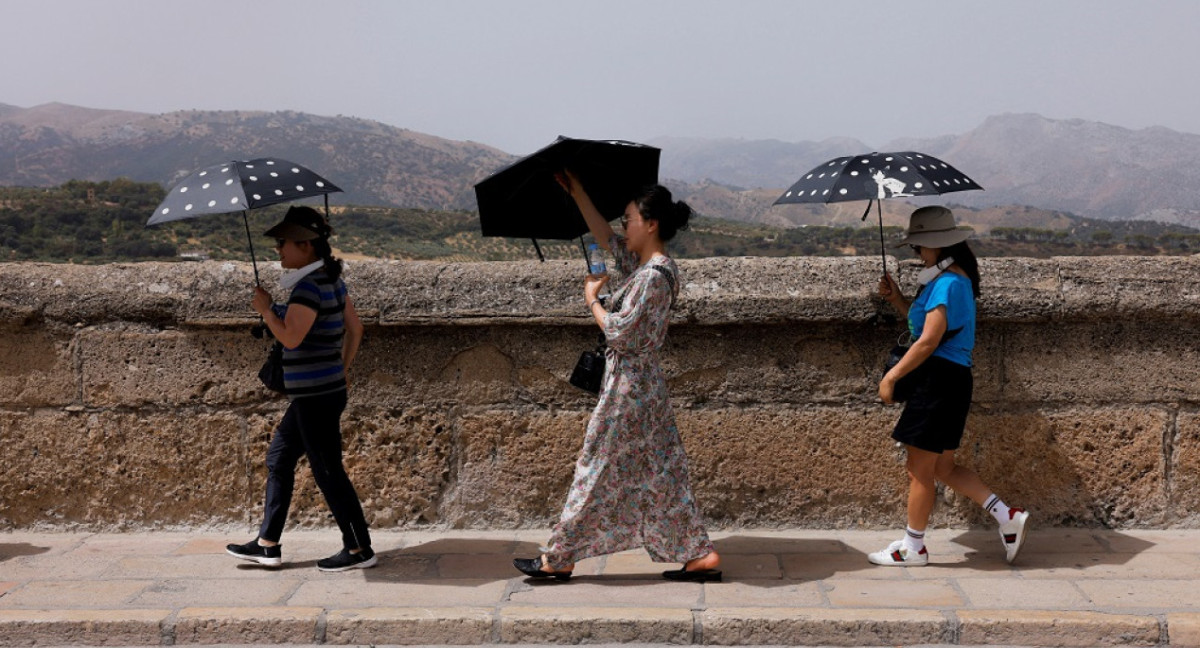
[649, 264, 678, 309]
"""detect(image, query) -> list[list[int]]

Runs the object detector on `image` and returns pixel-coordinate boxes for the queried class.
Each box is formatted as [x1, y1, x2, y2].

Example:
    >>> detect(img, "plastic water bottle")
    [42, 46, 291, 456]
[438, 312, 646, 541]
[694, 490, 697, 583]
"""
[587, 243, 611, 304]
[587, 243, 607, 276]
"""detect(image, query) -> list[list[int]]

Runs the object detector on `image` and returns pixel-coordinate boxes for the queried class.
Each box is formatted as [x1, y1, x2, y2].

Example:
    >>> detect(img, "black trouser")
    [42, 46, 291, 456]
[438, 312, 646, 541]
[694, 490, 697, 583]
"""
[258, 390, 371, 551]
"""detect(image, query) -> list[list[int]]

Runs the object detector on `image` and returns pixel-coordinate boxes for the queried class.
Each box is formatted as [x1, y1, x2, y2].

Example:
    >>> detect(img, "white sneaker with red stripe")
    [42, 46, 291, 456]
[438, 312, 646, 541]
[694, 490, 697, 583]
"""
[868, 539, 929, 566]
[999, 508, 1030, 564]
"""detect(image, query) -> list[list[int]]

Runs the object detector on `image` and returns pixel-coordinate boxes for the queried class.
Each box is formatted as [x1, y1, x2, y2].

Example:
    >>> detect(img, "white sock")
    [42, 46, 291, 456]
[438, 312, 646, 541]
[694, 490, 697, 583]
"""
[984, 494, 1011, 525]
[902, 526, 925, 554]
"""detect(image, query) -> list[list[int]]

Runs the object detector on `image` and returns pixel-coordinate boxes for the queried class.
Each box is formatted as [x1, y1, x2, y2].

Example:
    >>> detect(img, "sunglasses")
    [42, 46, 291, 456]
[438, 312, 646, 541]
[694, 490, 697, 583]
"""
[620, 214, 649, 228]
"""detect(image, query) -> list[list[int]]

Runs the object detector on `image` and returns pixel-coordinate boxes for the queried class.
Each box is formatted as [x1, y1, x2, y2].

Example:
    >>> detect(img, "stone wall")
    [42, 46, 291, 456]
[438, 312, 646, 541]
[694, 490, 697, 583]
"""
[1, 254, 1199, 531]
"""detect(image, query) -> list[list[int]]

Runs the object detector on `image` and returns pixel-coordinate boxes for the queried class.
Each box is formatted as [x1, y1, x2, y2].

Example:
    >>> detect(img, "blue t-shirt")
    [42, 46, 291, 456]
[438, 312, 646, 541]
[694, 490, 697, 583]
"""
[908, 272, 975, 367]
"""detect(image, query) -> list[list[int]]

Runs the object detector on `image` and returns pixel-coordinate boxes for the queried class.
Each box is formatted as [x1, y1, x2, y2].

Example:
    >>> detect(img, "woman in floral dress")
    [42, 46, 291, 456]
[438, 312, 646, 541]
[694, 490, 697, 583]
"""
[513, 170, 721, 583]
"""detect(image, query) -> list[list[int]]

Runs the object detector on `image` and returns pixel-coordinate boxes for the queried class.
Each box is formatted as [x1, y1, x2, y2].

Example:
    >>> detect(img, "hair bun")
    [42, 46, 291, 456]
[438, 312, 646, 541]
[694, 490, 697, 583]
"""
[672, 200, 692, 232]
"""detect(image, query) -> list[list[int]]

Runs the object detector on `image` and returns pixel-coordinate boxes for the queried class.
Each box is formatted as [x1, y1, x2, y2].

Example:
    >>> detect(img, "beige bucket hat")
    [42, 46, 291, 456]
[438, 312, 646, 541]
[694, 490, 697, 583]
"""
[893, 205, 972, 248]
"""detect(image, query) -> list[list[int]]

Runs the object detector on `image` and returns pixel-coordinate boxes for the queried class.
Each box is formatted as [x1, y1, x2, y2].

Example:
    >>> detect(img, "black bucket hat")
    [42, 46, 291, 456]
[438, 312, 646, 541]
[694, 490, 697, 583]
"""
[263, 206, 330, 241]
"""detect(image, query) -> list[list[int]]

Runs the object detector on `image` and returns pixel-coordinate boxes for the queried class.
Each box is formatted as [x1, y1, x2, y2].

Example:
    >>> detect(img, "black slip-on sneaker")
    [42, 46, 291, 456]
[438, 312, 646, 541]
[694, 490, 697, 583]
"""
[317, 547, 377, 572]
[225, 539, 282, 567]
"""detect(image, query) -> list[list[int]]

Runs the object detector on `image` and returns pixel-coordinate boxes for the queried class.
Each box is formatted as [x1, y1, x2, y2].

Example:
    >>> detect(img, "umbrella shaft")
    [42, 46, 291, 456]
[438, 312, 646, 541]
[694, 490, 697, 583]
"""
[242, 211, 261, 286]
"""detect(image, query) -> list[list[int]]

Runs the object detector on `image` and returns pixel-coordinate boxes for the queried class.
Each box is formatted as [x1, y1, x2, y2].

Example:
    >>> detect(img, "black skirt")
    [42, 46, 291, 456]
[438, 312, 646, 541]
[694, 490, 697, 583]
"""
[891, 356, 973, 453]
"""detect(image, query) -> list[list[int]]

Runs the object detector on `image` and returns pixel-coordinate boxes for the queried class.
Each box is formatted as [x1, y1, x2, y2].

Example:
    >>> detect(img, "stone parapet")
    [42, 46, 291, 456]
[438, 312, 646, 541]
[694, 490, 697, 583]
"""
[1, 255, 1199, 529]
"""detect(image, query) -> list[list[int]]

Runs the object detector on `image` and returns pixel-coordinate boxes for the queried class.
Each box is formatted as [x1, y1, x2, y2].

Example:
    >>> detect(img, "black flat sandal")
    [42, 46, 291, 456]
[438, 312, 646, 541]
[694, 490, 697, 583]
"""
[513, 556, 572, 581]
[662, 568, 722, 582]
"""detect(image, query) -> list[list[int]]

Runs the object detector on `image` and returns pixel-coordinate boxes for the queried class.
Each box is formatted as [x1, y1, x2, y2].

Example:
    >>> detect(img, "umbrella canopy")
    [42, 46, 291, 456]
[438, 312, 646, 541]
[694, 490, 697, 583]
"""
[475, 136, 660, 243]
[147, 157, 342, 285]
[774, 151, 982, 206]
[774, 151, 982, 276]
[148, 157, 341, 225]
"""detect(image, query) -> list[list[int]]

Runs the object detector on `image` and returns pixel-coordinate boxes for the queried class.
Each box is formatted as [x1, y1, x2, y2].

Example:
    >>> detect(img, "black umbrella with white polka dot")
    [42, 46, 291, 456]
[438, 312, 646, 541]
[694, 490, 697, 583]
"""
[773, 151, 981, 205]
[147, 157, 341, 284]
[773, 151, 982, 272]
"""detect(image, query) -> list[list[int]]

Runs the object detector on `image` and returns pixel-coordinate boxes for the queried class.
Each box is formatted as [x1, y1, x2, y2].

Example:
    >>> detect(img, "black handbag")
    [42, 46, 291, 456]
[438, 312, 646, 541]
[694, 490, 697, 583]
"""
[568, 337, 607, 394]
[258, 341, 286, 394]
[883, 344, 917, 402]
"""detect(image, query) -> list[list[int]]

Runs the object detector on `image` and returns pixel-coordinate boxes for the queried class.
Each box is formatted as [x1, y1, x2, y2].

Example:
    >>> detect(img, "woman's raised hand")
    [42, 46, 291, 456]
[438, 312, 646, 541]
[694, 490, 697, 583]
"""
[554, 169, 580, 196]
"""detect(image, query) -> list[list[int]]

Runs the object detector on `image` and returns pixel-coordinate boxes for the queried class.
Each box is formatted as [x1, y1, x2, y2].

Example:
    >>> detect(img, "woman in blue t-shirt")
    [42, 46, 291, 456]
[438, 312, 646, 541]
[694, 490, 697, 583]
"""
[225, 206, 373, 573]
[869, 206, 1029, 567]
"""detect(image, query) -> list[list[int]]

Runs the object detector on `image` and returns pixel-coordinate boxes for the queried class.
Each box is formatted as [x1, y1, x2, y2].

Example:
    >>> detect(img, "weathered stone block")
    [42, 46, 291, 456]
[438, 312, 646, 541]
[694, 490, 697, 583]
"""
[80, 326, 267, 407]
[1058, 255, 1200, 320]
[351, 326, 594, 409]
[955, 408, 1169, 527]
[1000, 320, 1200, 404]
[678, 407, 909, 527]
[0, 410, 249, 527]
[0, 327, 75, 407]
[978, 257, 1063, 321]
[1168, 411, 1200, 525]
[442, 410, 589, 526]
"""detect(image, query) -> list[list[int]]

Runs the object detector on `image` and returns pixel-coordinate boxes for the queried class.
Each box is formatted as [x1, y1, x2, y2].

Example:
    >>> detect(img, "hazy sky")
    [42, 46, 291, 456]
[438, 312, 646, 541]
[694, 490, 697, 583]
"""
[4, 1, 1199, 154]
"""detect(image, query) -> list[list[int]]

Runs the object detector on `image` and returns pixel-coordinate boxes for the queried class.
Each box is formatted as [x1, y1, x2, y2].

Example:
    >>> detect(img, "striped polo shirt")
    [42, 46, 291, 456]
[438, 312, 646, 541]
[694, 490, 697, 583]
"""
[283, 269, 347, 399]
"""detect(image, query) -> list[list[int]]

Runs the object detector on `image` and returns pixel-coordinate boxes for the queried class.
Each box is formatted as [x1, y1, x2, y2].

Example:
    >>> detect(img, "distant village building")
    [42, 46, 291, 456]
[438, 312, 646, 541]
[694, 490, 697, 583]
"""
[179, 250, 210, 261]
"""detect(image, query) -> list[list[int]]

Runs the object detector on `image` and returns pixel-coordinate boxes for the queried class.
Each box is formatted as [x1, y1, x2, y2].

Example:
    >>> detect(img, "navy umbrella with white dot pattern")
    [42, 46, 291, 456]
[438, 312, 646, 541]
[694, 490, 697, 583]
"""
[147, 158, 341, 284]
[148, 158, 341, 224]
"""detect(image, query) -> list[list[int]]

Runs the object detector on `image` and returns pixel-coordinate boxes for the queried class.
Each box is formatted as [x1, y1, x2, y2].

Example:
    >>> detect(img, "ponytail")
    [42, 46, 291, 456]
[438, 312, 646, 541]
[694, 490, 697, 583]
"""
[309, 236, 343, 281]
[939, 242, 981, 298]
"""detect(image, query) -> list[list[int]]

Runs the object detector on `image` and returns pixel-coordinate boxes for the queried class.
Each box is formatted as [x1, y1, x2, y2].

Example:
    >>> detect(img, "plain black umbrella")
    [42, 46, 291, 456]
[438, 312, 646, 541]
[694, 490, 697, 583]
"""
[474, 136, 660, 261]
[773, 151, 983, 271]
[146, 157, 342, 285]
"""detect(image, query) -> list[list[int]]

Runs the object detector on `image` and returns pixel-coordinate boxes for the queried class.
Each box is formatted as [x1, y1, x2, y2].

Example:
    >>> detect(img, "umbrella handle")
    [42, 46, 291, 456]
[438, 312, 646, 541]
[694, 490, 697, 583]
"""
[242, 211, 261, 286]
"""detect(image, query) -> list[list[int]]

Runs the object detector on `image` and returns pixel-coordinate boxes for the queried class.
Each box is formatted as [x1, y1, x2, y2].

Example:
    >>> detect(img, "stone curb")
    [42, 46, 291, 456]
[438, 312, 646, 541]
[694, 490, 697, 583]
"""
[324, 607, 494, 645]
[0, 609, 170, 646]
[957, 610, 1161, 647]
[0, 606, 1178, 646]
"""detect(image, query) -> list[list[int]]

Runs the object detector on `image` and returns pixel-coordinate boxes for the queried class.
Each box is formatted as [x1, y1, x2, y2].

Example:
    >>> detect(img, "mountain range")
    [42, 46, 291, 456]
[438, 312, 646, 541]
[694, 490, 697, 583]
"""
[2, 102, 1199, 228]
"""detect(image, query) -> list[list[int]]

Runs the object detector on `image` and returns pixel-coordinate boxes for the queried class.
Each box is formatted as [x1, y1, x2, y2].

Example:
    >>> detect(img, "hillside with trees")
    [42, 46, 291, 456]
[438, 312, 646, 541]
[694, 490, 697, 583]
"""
[2, 181, 1198, 264]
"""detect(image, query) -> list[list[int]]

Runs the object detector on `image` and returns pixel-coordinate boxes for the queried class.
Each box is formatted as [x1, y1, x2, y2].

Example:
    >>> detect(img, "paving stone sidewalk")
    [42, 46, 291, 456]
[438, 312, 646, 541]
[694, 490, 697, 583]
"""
[1, 528, 1199, 646]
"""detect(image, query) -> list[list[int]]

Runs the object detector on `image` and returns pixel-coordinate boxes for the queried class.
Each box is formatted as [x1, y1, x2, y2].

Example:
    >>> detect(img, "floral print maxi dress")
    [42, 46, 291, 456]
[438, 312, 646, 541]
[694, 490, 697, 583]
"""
[544, 234, 714, 568]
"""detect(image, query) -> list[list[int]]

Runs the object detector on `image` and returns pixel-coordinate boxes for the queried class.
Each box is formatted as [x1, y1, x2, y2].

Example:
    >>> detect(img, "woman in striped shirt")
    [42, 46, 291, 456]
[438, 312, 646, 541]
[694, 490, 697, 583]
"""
[225, 206, 372, 572]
